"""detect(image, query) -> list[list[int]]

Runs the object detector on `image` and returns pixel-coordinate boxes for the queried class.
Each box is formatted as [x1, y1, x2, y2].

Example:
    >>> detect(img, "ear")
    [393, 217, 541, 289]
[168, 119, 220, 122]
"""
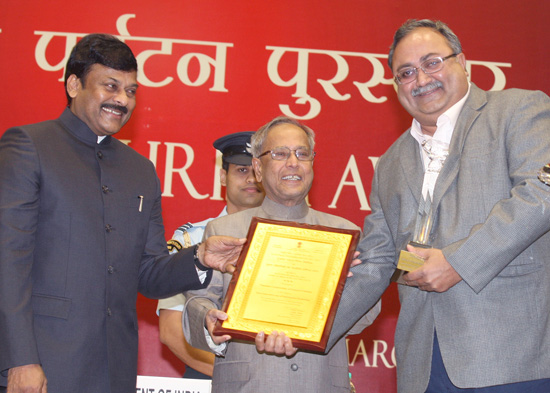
[219, 168, 227, 186]
[457, 53, 469, 76]
[66, 74, 81, 99]
[252, 158, 262, 182]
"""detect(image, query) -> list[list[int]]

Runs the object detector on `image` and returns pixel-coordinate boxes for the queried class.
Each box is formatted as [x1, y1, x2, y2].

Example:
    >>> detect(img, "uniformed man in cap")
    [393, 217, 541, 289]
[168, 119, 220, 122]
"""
[157, 131, 265, 379]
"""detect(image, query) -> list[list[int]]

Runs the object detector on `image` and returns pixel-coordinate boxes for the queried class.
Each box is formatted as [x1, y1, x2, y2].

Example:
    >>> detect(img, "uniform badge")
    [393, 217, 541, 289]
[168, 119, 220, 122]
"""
[167, 239, 183, 252]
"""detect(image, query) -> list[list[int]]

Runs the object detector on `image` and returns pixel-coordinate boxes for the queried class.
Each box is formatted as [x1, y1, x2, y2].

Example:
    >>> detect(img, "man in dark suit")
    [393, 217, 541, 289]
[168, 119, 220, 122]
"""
[0, 34, 244, 393]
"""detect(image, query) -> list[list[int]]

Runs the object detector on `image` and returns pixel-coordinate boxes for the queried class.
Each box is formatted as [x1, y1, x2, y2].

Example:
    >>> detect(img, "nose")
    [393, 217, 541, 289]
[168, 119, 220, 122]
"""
[246, 170, 256, 183]
[415, 68, 433, 86]
[285, 153, 299, 167]
[113, 90, 129, 107]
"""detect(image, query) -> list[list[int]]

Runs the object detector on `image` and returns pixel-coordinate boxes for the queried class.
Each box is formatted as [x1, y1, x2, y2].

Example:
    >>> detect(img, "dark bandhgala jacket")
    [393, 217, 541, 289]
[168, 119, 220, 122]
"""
[0, 109, 207, 392]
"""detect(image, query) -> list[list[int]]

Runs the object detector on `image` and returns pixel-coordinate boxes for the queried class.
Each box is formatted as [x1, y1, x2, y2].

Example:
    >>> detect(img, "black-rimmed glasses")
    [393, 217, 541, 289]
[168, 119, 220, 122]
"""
[394, 53, 459, 85]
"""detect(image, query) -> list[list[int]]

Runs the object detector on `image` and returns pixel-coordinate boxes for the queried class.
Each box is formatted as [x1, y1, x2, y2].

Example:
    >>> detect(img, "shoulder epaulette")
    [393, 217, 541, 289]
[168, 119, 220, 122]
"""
[176, 222, 193, 232]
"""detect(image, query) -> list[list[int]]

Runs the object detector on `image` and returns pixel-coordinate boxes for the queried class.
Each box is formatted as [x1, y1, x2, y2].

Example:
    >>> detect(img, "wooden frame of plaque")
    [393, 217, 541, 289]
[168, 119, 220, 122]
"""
[213, 217, 360, 352]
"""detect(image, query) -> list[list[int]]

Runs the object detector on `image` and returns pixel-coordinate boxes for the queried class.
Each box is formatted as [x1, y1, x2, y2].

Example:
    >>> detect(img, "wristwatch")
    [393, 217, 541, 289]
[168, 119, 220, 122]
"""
[193, 243, 210, 271]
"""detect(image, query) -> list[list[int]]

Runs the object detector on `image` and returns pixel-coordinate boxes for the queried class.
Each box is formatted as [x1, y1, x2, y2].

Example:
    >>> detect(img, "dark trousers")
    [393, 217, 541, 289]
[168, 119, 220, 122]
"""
[183, 366, 211, 380]
[426, 333, 550, 392]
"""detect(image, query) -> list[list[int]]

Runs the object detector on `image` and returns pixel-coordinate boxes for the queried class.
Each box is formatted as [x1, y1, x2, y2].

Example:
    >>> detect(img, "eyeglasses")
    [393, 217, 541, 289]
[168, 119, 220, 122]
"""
[394, 53, 459, 85]
[258, 146, 316, 161]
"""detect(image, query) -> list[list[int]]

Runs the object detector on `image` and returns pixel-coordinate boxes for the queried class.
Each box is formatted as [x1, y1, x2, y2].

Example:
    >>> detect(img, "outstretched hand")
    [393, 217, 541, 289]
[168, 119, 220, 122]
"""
[200, 236, 246, 273]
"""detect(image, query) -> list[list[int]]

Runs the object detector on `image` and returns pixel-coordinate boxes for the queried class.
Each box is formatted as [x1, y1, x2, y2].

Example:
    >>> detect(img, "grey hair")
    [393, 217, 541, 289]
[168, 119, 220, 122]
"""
[250, 116, 316, 157]
[388, 19, 462, 70]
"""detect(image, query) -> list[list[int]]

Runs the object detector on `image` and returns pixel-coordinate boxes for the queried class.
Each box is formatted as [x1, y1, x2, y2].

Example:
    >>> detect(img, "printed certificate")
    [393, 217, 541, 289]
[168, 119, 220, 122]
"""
[213, 217, 360, 352]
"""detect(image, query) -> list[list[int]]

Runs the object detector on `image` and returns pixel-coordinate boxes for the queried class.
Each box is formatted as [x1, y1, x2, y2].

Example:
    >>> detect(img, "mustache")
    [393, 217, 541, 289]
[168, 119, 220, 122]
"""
[101, 104, 128, 114]
[411, 81, 443, 97]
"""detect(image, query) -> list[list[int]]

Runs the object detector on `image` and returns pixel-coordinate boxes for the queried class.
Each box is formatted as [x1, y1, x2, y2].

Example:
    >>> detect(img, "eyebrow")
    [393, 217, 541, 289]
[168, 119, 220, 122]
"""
[276, 145, 309, 149]
[105, 77, 139, 89]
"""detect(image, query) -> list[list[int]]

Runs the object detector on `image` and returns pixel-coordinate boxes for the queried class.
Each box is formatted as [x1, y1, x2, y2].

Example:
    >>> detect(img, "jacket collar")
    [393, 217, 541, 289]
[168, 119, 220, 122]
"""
[59, 107, 112, 146]
[261, 196, 309, 220]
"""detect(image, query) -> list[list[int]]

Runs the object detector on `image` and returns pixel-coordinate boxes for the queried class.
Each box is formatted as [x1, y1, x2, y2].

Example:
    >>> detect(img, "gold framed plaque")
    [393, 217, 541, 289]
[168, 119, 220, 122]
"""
[213, 217, 360, 352]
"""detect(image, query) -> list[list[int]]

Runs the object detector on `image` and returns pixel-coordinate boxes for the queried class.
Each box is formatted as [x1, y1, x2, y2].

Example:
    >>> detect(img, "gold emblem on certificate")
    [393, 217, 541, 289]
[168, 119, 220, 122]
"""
[213, 217, 360, 352]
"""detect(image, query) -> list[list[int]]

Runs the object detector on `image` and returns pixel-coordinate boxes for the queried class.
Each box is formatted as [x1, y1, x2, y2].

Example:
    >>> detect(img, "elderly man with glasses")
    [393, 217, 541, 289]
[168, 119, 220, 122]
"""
[180, 116, 381, 393]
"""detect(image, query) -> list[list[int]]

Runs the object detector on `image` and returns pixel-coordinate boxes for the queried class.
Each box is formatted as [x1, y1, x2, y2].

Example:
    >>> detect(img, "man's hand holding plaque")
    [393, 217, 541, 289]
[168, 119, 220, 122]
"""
[205, 309, 231, 345]
[206, 308, 299, 356]
[255, 330, 298, 357]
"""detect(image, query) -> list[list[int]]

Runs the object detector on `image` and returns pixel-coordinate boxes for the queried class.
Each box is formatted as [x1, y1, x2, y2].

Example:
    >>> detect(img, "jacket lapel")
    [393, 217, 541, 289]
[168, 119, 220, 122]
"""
[432, 84, 488, 210]
[399, 134, 425, 206]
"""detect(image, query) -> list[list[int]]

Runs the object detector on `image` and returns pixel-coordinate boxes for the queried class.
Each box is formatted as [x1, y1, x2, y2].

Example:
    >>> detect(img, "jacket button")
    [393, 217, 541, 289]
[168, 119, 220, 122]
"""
[290, 364, 298, 371]
[108, 266, 115, 274]
[105, 224, 113, 233]
[107, 308, 112, 316]
[102, 185, 110, 193]
[97, 151, 103, 159]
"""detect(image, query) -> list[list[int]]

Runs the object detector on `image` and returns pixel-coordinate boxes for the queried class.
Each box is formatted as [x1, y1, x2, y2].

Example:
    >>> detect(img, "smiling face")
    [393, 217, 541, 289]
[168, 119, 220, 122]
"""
[67, 63, 138, 137]
[252, 123, 314, 207]
[392, 27, 469, 135]
[222, 163, 264, 214]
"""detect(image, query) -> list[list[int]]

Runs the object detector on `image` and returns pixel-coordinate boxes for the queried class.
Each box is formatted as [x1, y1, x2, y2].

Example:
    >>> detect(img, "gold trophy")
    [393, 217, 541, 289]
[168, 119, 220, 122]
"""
[538, 163, 550, 186]
[391, 195, 433, 284]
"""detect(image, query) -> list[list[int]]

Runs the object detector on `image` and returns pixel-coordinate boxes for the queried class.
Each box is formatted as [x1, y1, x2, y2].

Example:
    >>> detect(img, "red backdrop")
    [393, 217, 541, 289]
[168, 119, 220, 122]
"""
[1, 1, 549, 391]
